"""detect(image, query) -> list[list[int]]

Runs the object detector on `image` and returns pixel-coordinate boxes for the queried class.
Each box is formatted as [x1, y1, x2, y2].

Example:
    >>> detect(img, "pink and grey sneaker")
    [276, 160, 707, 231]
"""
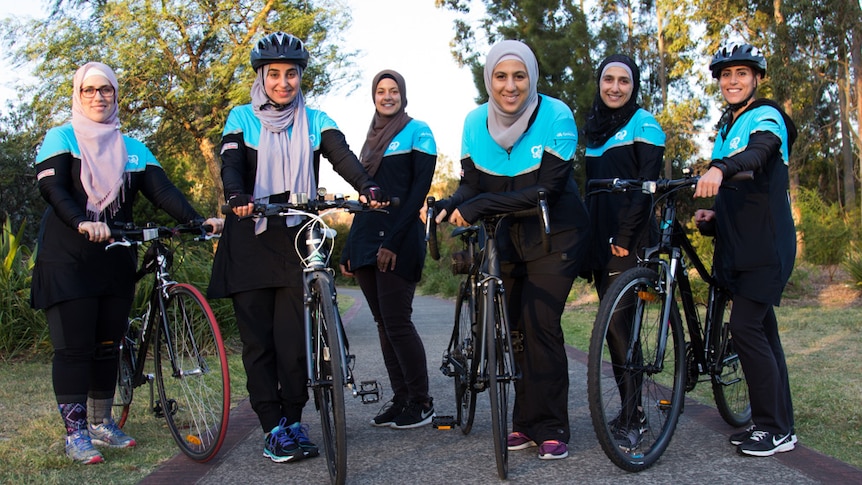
[507, 431, 537, 451]
[538, 440, 568, 460]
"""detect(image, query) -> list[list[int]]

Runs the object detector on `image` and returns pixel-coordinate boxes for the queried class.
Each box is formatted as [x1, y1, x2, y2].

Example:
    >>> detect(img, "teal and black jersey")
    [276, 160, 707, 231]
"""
[342, 119, 437, 282]
[709, 100, 796, 305]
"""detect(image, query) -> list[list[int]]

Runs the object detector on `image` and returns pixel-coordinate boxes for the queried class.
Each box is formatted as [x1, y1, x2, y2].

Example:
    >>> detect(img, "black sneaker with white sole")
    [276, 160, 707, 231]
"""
[731, 425, 797, 447]
[737, 430, 795, 457]
[371, 399, 406, 427]
[391, 398, 435, 429]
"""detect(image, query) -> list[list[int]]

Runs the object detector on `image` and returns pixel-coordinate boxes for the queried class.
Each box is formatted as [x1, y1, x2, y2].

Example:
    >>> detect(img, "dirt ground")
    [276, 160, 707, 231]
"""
[785, 266, 862, 308]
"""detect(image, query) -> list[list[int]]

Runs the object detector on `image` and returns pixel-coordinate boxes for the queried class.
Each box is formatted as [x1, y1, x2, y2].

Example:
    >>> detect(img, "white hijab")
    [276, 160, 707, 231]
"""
[483, 40, 539, 150]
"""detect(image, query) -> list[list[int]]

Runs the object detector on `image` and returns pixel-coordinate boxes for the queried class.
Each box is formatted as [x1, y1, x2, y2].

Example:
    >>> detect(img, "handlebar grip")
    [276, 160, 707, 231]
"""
[220, 204, 232, 215]
[425, 196, 440, 261]
[389, 197, 400, 208]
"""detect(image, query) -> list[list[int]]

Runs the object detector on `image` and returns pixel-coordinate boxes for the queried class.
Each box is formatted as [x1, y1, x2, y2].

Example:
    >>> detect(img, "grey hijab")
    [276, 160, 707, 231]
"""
[483, 40, 539, 150]
[251, 64, 315, 231]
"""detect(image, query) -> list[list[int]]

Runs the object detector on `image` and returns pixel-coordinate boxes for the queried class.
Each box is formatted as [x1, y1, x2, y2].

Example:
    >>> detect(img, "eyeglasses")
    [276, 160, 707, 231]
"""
[80, 86, 115, 99]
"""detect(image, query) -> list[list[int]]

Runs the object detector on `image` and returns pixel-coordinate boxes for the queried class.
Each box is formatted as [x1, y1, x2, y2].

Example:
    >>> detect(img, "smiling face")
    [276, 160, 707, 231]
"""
[80, 75, 116, 123]
[599, 66, 634, 109]
[490, 59, 530, 114]
[264, 62, 301, 105]
[374, 77, 402, 117]
[719, 65, 759, 106]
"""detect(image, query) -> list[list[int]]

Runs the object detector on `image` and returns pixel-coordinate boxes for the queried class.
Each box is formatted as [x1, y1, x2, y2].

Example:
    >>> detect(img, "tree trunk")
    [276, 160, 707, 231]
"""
[198, 137, 224, 215]
[656, 2, 670, 178]
[838, 46, 855, 212]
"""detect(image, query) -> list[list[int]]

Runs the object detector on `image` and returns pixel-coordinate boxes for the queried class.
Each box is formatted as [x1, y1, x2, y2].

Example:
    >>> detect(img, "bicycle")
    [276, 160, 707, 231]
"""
[235, 191, 384, 485]
[429, 193, 550, 479]
[110, 221, 230, 463]
[585, 172, 752, 472]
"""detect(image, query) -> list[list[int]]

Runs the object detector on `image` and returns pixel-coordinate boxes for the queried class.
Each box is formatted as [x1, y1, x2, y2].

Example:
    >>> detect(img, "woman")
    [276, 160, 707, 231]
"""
[432, 40, 590, 460]
[32, 62, 222, 464]
[340, 70, 437, 429]
[583, 54, 665, 451]
[208, 32, 386, 464]
[694, 42, 797, 457]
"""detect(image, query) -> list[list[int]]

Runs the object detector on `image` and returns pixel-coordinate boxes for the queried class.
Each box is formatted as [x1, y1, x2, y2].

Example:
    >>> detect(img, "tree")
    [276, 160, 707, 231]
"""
[0, 103, 46, 246]
[1, 0, 358, 214]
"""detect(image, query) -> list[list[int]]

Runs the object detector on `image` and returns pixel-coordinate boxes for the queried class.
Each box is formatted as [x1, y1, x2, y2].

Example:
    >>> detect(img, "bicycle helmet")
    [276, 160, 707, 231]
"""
[250, 32, 309, 71]
[709, 43, 767, 79]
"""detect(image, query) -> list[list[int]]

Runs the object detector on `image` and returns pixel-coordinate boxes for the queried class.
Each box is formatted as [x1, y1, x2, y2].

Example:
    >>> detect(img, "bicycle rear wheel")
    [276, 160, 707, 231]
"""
[311, 274, 347, 485]
[710, 292, 752, 427]
[486, 281, 510, 479]
[587, 267, 686, 472]
[154, 283, 230, 462]
[452, 280, 478, 434]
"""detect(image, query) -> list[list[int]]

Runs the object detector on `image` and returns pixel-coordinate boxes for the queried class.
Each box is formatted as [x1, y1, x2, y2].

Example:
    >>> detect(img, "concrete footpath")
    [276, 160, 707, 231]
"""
[141, 289, 862, 484]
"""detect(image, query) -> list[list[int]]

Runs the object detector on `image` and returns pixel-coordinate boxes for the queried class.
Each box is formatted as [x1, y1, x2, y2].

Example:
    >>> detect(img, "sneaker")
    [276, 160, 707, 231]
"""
[286, 421, 319, 458]
[507, 431, 537, 451]
[610, 410, 647, 452]
[391, 398, 435, 429]
[65, 430, 104, 465]
[263, 418, 303, 463]
[538, 440, 568, 460]
[730, 425, 797, 447]
[737, 430, 795, 457]
[88, 419, 137, 448]
[370, 399, 406, 427]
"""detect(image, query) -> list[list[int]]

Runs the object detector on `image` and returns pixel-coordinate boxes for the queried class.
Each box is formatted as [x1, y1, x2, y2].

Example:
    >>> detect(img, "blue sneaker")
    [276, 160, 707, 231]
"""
[65, 430, 104, 465]
[287, 421, 319, 458]
[89, 419, 137, 448]
[263, 418, 303, 463]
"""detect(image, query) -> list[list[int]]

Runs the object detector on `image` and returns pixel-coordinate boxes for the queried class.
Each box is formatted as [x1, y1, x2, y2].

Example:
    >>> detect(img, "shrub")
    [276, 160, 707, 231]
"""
[796, 188, 851, 278]
[0, 218, 48, 360]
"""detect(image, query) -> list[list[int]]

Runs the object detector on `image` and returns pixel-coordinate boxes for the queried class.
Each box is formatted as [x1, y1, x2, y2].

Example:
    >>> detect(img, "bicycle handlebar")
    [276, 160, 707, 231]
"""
[220, 194, 400, 217]
[587, 171, 754, 195]
[425, 196, 440, 261]
[105, 222, 214, 249]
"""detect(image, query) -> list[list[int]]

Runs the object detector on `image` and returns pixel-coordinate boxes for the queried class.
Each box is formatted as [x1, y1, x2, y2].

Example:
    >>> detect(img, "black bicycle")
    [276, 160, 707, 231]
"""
[585, 172, 752, 472]
[111, 222, 230, 463]
[429, 193, 549, 479]
[235, 191, 385, 485]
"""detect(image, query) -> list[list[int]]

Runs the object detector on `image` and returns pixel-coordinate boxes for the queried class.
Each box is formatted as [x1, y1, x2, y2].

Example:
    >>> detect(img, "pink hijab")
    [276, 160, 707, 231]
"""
[71, 62, 128, 220]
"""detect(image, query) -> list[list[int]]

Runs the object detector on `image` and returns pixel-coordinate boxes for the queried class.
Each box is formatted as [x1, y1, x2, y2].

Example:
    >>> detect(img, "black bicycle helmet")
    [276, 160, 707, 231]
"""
[709, 43, 767, 79]
[250, 32, 309, 71]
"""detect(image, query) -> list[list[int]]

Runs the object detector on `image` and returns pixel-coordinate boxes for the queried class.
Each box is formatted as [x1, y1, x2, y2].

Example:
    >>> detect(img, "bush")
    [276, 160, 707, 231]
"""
[796, 188, 851, 277]
[0, 218, 48, 360]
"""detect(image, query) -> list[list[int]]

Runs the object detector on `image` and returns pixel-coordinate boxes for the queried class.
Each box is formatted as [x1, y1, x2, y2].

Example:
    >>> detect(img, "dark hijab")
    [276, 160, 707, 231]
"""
[584, 54, 641, 148]
[360, 70, 412, 176]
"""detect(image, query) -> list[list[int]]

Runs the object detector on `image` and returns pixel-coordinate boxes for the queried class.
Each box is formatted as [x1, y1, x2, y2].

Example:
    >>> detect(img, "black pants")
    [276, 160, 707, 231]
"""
[729, 294, 794, 435]
[232, 287, 307, 432]
[503, 254, 578, 444]
[354, 267, 429, 405]
[47, 296, 132, 403]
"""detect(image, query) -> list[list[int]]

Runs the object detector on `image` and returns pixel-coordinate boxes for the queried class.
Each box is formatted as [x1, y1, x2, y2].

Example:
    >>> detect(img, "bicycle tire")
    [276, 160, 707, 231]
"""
[587, 267, 686, 472]
[311, 274, 347, 485]
[154, 283, 230, 462]
[452, 280, 478, 434]
[114, 331, 134, 429]
[486, 280, 509, 479]
[710, 292, 752, 427]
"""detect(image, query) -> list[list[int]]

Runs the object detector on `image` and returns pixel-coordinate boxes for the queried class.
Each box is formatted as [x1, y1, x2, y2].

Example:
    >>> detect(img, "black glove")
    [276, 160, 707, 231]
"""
[360, 186, 388, 203]
[228, 193, 253, 208]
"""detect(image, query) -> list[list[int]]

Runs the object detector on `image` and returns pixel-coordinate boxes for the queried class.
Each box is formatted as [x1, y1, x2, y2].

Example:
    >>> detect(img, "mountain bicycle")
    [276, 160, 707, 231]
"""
[585, 172, 752, 472]
[235, 191, 385, 485]
[110, 222, 229, 463]
[429, 193, 550, 479]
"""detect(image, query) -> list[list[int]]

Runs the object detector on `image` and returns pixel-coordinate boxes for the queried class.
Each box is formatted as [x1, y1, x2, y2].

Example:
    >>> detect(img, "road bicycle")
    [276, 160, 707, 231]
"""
[428, 193, 549, 479]
[111, 222, 229, 463]
[236, 191, 384, 485]
[585, 172, 752, 472]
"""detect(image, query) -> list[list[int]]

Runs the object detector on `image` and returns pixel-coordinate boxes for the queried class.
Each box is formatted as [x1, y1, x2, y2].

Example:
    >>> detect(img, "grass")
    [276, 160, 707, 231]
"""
[561, 282, 862, 470]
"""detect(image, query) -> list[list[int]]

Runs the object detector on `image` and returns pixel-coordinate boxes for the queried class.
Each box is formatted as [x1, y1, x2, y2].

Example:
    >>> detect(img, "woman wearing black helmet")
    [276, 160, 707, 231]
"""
[694, 42, 798, 457]
[208, 31, 387, 464]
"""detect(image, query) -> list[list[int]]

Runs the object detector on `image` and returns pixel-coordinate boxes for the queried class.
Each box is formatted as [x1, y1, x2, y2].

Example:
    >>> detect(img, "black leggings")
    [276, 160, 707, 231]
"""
[47, 296, 132, 403]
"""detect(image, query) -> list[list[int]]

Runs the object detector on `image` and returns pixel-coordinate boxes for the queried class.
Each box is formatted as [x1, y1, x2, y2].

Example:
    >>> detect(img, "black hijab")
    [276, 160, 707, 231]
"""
[584, 54, 641, 148]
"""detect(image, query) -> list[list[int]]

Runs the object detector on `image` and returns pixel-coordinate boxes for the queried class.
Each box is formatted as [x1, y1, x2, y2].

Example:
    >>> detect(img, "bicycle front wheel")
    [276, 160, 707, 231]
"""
[587, 267, 686, 472]
[452, 280, 478, 434]
[486, 280, 510, 479]
[311, 274, 347, 485]
[710, 292, 752, 427]
[154, 283, 230, 462]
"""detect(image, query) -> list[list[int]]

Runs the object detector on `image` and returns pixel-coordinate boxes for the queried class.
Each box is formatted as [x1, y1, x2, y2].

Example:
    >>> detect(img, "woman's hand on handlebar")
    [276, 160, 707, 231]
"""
[447, 208, 471, 227]
[78, 221, 111, 243]
[203, 217, 224, 235]
[694, 166, 724, 198]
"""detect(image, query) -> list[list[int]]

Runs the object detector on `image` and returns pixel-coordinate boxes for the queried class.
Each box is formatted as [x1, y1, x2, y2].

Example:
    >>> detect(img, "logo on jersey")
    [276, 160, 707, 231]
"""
[388, 141, 400, 152]
[221, 142, 239, 154]
[730, 136, 741, 150]
[37, 168, 55, 180]
[531, 145, 543, 159]
[615, 130, 628, 140]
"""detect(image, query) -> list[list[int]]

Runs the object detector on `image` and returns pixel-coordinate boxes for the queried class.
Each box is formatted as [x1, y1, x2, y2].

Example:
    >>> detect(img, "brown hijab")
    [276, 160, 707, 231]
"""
[359, 70, 412, 176]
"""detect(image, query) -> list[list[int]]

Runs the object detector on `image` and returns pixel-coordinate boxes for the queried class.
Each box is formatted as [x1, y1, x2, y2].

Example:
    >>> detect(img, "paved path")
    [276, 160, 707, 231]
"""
[142, 289, 862, 484]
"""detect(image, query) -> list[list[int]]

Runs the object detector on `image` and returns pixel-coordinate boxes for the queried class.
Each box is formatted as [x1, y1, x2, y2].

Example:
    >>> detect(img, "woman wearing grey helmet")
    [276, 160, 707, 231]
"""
[208, 31, 387, 464]
[694, 42, 798, 457]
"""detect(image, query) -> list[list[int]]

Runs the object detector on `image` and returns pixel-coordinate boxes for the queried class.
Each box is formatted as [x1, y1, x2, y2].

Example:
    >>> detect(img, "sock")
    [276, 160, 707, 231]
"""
[58, 402, 87, 435]
[87, 397, 114, 425]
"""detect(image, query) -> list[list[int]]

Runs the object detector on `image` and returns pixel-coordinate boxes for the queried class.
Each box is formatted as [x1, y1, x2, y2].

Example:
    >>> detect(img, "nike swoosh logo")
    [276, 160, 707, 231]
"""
[421, 408, 434, 419]
[773, 433, 790, 446]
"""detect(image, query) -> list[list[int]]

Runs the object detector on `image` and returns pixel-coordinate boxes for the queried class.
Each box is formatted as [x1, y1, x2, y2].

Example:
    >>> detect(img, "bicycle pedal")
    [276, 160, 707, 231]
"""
[432, 415, 457, 430]
[357, 380, 380, 404]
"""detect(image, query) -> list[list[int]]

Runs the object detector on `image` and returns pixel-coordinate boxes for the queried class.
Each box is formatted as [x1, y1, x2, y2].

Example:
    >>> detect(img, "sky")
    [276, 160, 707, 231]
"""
[0, 0, 479, 195]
